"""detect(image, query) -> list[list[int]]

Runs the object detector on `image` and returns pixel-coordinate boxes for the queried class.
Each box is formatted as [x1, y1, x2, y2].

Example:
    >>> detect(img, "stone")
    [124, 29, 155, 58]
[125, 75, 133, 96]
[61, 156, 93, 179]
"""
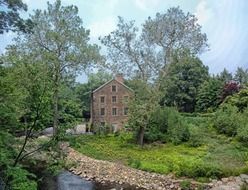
[222, 178, 229, 183]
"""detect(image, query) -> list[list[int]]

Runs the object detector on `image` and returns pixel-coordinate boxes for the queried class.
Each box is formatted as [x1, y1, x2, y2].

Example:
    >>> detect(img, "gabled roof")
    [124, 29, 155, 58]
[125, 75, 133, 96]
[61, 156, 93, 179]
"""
[92, 78, 134, 93]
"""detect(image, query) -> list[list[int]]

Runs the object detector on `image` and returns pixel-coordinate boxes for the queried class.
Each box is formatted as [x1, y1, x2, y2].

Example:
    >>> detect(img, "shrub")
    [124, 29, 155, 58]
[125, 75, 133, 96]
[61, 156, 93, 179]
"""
[237, 123, 248, 146]
[167, 112, 190, 145]
[145, 107, 190, 145]
[188, 124, 204, 147]
[144, 107, 170, 142]
[128, 158, 141, 169]
[180, 180, 191, 190]
[213, 105, 242, 136]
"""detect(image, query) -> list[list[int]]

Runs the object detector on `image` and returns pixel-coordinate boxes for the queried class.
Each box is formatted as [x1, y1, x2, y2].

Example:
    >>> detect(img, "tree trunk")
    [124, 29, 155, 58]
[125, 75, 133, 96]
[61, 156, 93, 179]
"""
[53, 73, 59, 137]
[138, 126, 145, 146]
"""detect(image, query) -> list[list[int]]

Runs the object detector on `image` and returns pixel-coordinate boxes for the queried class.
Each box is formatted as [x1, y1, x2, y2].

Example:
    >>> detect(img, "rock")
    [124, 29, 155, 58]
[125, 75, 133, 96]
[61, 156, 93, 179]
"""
[74, 124, 86, 134]
[170, 184, 175, 189]
[222, 178, 229, 183]
[240, 174, 248, 183]
[41, 127, 53, 136]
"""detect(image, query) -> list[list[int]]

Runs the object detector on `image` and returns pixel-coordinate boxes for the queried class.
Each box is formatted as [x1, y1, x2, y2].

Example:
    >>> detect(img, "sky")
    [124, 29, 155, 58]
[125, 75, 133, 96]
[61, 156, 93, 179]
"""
[1, 0, 248, 81]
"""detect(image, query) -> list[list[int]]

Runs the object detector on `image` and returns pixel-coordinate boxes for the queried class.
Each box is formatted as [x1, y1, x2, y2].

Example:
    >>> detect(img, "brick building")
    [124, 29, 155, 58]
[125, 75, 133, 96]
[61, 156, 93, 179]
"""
[90, 75, 133, 132]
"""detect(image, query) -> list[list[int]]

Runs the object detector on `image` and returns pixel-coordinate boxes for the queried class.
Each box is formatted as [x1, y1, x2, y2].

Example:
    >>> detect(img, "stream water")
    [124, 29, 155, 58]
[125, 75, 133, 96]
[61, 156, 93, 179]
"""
[38, 170, 142, 190]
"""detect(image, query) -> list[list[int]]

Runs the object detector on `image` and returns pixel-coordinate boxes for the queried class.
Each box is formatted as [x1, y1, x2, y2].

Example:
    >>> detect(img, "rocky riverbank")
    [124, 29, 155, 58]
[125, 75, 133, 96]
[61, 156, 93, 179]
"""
[61, 143, 206, 190]
[60, 142, 248, 190]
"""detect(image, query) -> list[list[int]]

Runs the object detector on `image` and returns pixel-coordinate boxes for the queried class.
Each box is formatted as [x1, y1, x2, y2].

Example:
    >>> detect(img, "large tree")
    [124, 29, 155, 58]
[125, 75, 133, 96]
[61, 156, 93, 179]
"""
[101, 7, 208, 82]
[101, 7, 208, 144]
[0, 0, 33, 33]
[142, 6, 208, 76]
[12, 0, 103, 136]
[160, 51, 209, 112]
[100, 17, 155, 81]
[196, 77, 223, 112]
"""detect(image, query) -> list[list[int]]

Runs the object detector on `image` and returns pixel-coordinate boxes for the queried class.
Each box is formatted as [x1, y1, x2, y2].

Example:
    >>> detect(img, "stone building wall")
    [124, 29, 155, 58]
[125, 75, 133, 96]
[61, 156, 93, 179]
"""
[91, 78, 133, 131]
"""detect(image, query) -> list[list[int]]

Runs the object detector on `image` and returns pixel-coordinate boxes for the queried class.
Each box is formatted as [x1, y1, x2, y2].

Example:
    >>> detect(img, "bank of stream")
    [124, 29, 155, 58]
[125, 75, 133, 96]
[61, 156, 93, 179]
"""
[24, 160, 142, 190]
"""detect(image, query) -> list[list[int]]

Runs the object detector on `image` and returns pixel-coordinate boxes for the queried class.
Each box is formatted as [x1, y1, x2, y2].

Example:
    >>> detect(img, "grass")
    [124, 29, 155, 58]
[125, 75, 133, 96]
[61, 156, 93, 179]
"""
[66, 116, 248, 179]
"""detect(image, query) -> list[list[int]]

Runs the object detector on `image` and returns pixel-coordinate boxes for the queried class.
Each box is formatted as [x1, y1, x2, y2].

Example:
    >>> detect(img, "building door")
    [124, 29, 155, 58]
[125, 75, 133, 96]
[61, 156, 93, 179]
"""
[112, 123, 118, 133]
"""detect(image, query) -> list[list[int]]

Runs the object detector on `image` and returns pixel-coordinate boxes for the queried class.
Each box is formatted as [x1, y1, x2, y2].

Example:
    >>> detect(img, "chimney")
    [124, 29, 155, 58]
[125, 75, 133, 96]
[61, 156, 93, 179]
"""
[115, 73, 124, 83]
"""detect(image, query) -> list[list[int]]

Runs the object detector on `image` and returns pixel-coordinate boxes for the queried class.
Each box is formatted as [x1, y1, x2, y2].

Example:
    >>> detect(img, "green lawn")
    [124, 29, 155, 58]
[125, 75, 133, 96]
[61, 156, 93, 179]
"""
[67, 120, 248, 180]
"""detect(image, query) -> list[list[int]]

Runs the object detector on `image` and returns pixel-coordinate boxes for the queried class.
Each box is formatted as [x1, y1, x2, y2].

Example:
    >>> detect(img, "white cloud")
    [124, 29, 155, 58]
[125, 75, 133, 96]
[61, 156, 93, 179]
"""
[134, 0, 161, 11]
[88, 17, 116, 39]
[195, 0, 213, 25]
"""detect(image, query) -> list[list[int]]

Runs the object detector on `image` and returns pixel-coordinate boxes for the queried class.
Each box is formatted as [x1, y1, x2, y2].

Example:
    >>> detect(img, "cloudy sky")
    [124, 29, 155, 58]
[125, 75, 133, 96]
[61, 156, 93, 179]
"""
[1, 0, 248, 77]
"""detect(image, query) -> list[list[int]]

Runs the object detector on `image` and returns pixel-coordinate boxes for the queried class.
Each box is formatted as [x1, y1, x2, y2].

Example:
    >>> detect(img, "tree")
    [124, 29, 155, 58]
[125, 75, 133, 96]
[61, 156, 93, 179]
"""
[101, 7, 208, 144]
[0, 0, 33, 33]
[1, 51, 53, 189]
[101, 7, 208, 82]
[75, 71, 112, 112]
[13, 0, 103, 136]
[196, 77, 223, 112]
[224, 87, 248, 111]
[160, 51, 209, 112]
[127, 80, 160, 146]
[142, 7, 208, 72]
[221, 81, 240, 101]
[218, 68, 232, 83]
[234, 67, 248, 86]
[100, 17, 155, 81]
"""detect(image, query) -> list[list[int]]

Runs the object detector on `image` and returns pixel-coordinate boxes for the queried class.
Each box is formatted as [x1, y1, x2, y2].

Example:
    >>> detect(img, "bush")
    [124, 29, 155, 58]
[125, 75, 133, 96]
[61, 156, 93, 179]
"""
[237, 123, 248, 146]
[128, 158, 141, 169]
[188, 124, 204, 147]
[145, 107, 190, 145]
[180, 180, 191, 190]
[167, 110, 190, 145]
[144, 107, 170, 142]
[213, 105, 242, 136]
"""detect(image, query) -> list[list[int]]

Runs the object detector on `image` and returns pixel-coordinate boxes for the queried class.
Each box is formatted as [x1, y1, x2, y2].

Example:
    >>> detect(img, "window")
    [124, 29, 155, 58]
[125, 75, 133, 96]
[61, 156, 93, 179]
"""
[112, 107, 117, 116]
[123, 96, 129, 103]
[100, 96, 105, 103]
[112, 96, 117, 103]
[124, 107, 128, 115]
[100, 108, 105, 116]
[112, 85, 117, 92]
[100, 122, 105, 126]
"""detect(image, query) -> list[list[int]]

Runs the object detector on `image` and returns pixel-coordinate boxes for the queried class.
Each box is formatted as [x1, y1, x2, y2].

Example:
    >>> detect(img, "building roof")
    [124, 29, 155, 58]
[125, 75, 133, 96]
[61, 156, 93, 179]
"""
[92, 78, 134, 93]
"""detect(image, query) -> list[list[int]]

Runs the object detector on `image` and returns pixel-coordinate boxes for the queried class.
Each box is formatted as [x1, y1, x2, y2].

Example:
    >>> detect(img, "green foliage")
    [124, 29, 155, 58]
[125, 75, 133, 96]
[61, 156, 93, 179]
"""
[196, 77, 223, 112]
[6, 166, 37, 190]
[128, 158, 141, 169]
[144, 107, 170, 142]
[180, 180, 191, 190]
[213, 105, 242, 136]
[224, 87, 248, 111]
[218, 68, 233, 83]
[68, 130, 248, 179]
[167, 108, 190, 145]
[161, 51, 209, 112]
[0, 132, 37, 190]
[0, 0, 33, 34]
[188, 124, 204, 147]
[234, 67, 248, 86]
[75, 71, 112, 112]
[237, 124, 248, 146]
[241, 183, 248, 190]
[127, 80, 160, 145]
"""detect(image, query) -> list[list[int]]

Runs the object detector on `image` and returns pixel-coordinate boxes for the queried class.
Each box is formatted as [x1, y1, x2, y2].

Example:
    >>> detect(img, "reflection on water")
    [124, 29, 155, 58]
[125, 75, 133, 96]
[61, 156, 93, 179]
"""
[39, 171, 143, 190]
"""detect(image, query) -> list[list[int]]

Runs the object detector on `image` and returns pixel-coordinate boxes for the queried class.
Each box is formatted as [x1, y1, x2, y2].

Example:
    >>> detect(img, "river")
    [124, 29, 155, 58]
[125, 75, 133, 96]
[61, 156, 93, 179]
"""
[37, 170, 142, 190]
